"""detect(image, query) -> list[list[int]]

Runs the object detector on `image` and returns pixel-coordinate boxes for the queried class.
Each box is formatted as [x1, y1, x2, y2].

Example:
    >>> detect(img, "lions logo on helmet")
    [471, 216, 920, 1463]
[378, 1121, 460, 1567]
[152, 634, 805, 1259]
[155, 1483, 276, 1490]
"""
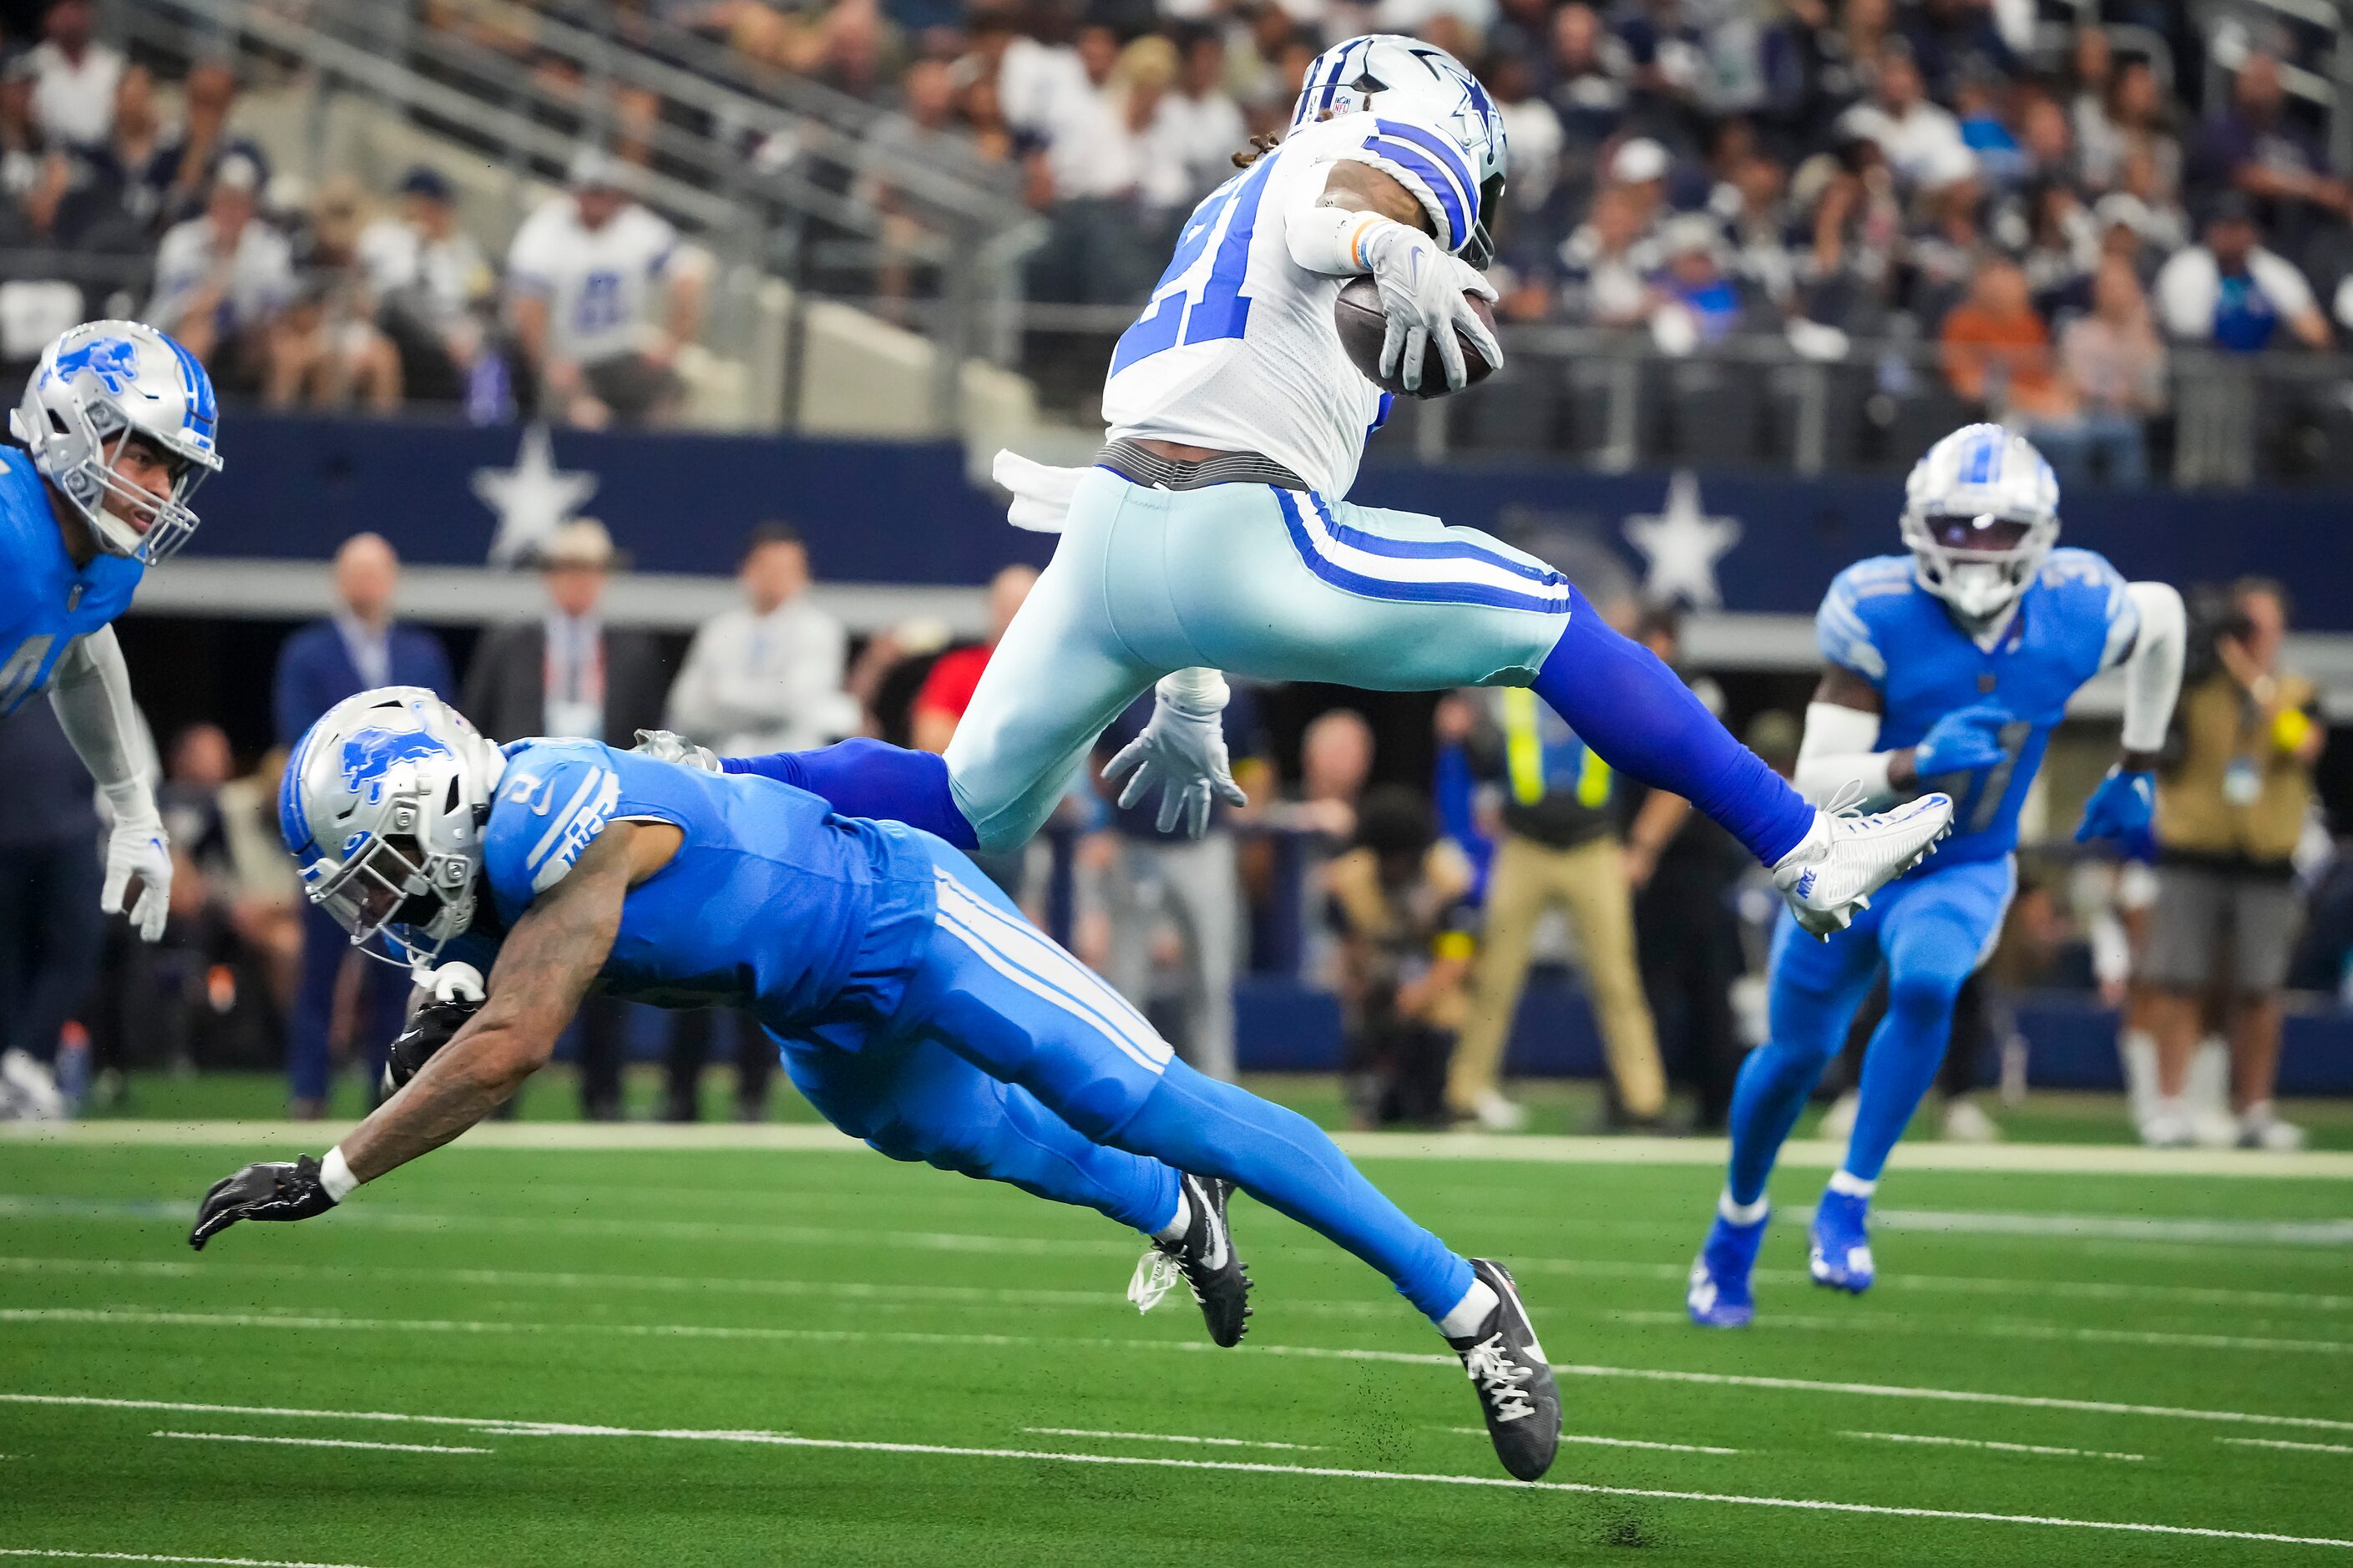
[1900, 424, 2061, 625]
[281, 690, 505, 967]
[1289, 34, 1508, 266]
[10, 320, 222, 565]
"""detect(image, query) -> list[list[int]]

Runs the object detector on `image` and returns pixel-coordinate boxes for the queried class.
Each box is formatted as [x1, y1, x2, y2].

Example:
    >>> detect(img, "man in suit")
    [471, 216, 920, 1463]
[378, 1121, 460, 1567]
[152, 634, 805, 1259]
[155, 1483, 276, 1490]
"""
[271, 533, 454, 1117]
[463, 518, 672, 1118]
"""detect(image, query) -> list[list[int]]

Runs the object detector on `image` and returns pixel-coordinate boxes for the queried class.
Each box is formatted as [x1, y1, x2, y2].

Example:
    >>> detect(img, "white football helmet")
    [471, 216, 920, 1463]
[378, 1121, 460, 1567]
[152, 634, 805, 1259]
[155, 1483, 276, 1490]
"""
[1900, 423, 2060, 624]
[280, 688, 507, 967]
[9, 320, 221, 564]
[1290, 33, 1508, 266]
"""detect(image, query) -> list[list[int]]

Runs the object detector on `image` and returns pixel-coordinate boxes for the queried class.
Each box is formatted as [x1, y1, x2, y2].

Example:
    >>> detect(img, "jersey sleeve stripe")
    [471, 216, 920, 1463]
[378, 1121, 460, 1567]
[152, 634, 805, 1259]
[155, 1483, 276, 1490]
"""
[524, 765, 612, 872]
[1360, 136, 1469, 247]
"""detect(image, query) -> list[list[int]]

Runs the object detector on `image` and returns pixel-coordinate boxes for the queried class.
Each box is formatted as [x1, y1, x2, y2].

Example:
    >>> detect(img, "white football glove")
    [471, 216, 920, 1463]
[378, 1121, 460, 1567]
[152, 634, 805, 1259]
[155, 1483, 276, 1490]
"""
[1361, 222, 1503, 393]
[632, 728, 721, 771]
[1101, 672, 1248, 839]
[101, 809, 171, 943]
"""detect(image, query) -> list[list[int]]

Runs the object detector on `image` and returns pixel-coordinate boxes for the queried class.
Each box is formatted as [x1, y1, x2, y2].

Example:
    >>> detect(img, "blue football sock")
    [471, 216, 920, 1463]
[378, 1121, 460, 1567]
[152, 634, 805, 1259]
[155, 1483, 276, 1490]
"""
[1843, 974, 1961, 1184]
[1531, 584, 1814, 865]
[1113, 1059, 1474, 1322]
[724, 738, 979, 849]
[1723, 1039, 1830, 1207]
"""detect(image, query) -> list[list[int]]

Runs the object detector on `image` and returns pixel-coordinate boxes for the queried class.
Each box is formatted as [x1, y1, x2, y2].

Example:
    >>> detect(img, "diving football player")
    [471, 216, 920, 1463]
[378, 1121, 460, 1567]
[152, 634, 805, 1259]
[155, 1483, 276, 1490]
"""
[190, 690, 1564, 1479]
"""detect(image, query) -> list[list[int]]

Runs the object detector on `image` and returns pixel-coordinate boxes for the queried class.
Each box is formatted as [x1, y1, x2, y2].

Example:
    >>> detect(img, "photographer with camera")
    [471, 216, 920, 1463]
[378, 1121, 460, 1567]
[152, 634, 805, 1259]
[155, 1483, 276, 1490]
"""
[2138, 579, 2326, 1149]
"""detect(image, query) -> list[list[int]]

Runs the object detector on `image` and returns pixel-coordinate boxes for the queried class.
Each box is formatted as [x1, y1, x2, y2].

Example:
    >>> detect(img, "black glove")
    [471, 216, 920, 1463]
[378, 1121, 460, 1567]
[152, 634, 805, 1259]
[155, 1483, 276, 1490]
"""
[189, 1154, 339, 1251]
[382, 994, 483, 1096]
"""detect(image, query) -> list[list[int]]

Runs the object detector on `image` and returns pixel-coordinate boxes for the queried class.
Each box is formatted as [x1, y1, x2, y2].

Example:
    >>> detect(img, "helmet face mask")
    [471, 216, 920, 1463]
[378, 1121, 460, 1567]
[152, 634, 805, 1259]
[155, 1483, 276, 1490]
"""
[1900, 426, 2060, 627]
[13, 320, 221, 565]
[1289, 34, 1508, 266]
[281, 690, 505, 969]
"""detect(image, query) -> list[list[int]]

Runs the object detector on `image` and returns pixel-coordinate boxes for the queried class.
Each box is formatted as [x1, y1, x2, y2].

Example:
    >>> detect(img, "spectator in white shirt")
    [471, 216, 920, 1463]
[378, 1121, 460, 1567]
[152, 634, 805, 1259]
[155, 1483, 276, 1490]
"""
[1837, 41, 1973, 195]
[505, 148, 706, 428]
[666, 524, 858, 756]
[2153, 194, 2331, 353]
[27, 0, 121, 149]
[1156, 28, 1248, 205]
[146, 154, 295, 388]
[359, 164, 495, 404]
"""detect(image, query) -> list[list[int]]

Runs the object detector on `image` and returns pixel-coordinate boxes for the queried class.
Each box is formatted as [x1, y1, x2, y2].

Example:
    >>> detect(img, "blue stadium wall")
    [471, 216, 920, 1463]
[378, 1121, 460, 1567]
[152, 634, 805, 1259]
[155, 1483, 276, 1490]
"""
[193, 413, 2353, 630]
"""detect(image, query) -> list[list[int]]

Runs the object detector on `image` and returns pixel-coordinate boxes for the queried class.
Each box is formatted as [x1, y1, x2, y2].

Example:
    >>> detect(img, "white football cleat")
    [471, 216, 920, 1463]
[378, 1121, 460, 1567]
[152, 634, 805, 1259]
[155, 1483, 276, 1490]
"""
[1467, 1090, 1530, 1133]
[1818, 1090, 1860, 1141]
[1772, 793, 1955, 938]
[2238, 1105, 2307, 1152]
[1941, 1097, 2001, 1143]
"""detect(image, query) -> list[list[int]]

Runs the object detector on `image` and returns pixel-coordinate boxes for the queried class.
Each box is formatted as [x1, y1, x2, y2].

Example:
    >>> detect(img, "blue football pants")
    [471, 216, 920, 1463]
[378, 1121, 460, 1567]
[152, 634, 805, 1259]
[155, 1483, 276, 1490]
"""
[1726, 857, 2016, 1205]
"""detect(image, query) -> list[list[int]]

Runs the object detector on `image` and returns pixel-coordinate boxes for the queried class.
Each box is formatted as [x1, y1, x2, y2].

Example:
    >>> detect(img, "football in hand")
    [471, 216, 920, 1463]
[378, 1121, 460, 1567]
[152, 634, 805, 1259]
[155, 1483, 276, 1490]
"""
[1334, 276, 1498, 400]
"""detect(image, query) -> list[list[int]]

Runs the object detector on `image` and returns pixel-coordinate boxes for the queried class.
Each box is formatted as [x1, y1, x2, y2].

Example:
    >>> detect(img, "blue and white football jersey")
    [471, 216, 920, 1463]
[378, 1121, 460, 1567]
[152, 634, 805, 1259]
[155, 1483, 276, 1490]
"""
[1101, 106, 1484, 499]
[1817, 548, 2137, 865]
[0, 448, 144, 713]
[461, 741, 939, 1040]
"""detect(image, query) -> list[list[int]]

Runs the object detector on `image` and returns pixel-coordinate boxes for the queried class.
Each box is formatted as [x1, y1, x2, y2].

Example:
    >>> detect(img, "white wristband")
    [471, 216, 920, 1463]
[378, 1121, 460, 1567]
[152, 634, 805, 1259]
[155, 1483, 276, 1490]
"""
[1156, 668, 1230, 717]
[319, 1146, 359, 1202]
[1286, 202, 1398, 276]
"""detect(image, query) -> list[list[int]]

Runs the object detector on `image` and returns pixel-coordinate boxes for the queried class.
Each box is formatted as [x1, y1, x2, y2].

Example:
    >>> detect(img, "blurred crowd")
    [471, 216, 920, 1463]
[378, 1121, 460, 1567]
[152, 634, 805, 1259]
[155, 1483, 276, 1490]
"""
[1, 1, 706, 427]
[11, 0, 2353, 471]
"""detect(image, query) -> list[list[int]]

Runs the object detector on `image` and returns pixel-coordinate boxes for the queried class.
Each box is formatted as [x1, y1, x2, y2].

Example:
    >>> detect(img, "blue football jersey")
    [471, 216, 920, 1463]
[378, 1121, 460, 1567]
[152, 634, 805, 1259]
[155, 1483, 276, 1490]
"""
[1816, 548, 2135, 865]
[466, 741, 939, 1039]
[0, 449, 144, 713]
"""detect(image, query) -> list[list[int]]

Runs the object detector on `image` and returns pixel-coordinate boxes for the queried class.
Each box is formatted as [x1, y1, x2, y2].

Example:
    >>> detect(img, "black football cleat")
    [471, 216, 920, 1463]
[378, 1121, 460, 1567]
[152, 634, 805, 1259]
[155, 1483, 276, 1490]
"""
[1446, 1258, 1561, 1481]
[1148, 1173, 1252, 1347]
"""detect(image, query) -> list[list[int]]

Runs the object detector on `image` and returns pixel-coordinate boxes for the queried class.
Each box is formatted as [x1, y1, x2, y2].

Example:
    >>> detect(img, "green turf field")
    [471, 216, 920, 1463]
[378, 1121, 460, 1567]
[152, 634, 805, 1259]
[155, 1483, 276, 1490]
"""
[2, 1124, 2349, 1565]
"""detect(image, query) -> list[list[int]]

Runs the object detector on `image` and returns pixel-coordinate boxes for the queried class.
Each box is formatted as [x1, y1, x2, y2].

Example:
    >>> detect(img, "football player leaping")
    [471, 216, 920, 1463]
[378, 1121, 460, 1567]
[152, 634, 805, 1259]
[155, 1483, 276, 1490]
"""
[1687, 426, 2185, 1328]
[761, 35, 1953, 951]
[190, 690, 1564, 1480]
[0, 321, 222, 1110]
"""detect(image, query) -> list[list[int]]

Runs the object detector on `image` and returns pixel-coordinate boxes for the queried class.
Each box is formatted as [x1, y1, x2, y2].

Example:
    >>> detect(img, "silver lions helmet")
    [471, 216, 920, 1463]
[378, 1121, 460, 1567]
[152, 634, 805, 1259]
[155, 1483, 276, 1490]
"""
[10, 320, 222, 564]
[1900, 423, 2061, 625]
[280, 688, 507, 967]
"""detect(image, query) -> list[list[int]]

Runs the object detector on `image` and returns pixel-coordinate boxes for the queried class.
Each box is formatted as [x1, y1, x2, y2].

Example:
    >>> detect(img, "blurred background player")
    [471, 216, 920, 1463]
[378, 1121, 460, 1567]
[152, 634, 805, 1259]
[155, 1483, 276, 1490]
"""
[1689, 425, 2185, 1329]
[0, 319, 222, 1109]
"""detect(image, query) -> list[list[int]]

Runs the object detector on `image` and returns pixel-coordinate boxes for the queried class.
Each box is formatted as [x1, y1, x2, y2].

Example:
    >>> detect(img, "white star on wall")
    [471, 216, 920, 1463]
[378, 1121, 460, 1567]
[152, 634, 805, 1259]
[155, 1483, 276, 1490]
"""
[1622, 471, 1742, 609]
[472, 423, 598, 567]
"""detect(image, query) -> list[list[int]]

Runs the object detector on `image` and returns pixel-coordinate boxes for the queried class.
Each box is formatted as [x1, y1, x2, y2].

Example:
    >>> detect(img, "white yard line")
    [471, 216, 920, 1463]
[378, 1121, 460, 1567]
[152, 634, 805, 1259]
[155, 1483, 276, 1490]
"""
[0, 1544, 374, 1554]
[151, 1430, 491, 1454]
[8, 1120, 2349, 1176]
[1609, 1309, 2353, 1356]
[11, 1308, 2353, 1434]
[1876, 1210, 2353, 1247]
[12, 1251, 2345, 1321]
[6, 1392, 2346, 1549]
[1445, 1429, 1738, 1455]
[2221, 1438, 2353, 1456]
[1841, 1431, 2144, 1461]
[1022, 1428, 1318, 1451]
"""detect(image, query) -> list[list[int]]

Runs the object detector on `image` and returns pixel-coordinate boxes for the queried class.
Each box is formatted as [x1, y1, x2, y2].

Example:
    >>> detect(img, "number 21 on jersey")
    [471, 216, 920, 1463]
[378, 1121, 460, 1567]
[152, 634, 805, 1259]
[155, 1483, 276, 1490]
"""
[1110, 152, 1280, 375]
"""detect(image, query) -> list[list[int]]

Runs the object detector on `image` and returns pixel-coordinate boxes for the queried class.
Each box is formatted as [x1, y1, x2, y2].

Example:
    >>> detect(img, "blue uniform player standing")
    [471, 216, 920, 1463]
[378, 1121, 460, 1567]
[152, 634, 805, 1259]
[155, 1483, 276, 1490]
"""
[190, 688, 1566, 1480]
[1688, 426, 2187, 1328]
[0, 320, 224, 964]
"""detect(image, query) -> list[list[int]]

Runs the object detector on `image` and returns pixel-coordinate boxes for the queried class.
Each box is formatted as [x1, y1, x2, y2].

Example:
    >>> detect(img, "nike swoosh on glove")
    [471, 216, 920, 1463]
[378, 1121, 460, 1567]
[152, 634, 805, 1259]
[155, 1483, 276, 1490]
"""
[1101, 685, 1248, 839]
[102, 814, 172, 942]
[1361, 222, 1504, 393]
